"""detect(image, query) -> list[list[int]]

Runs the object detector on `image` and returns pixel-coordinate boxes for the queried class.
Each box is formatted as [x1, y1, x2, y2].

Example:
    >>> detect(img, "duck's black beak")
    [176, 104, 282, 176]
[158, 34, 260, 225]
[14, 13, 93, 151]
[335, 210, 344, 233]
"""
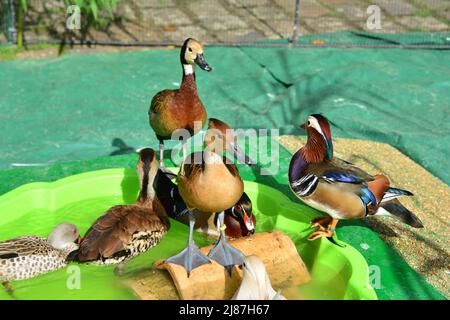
[195, 53, 212, 72]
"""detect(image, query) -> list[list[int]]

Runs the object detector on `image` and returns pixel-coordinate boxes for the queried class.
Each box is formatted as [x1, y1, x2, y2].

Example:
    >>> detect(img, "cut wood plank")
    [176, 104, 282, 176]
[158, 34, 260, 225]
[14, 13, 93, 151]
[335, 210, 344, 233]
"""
[125, 231, 310, 300]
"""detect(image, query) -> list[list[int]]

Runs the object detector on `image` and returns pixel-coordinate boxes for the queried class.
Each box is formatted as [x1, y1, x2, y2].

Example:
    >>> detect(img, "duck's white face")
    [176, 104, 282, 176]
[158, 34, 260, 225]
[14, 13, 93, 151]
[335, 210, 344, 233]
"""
[47, 223, 80, 250]
[182, 38, 212, 72]
[184, 39, 204, 64]
[306, 116, 324, 137]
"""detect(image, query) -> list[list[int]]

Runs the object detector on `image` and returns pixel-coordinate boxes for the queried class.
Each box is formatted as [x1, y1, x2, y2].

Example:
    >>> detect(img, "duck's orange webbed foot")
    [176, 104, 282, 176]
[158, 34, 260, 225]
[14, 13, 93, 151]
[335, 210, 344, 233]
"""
[310, 216, 334, 231]
[308, 218, 339, 241]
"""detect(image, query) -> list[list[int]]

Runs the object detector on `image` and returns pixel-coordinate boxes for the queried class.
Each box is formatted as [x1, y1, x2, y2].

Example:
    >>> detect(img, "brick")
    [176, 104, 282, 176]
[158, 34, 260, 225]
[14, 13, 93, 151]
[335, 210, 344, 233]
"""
[197, 15, 248, 31]
[300, 0, 331, 18]
[303, 16, 352, 33]
[396, 16, 450, 32]
[372, 0, 415, 16]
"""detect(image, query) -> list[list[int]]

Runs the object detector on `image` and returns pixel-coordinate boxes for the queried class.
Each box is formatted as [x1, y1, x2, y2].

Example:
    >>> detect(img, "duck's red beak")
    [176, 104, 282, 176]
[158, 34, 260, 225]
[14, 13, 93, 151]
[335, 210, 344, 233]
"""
[300, 123, 306, 130]
[242, 209, 255, 234]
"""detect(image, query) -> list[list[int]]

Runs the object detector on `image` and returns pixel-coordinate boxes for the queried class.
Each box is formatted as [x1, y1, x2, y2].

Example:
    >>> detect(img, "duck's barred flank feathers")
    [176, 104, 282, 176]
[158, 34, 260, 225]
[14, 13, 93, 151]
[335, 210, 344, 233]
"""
[0, 236, 75, 282]
[92, 229, 167, 265]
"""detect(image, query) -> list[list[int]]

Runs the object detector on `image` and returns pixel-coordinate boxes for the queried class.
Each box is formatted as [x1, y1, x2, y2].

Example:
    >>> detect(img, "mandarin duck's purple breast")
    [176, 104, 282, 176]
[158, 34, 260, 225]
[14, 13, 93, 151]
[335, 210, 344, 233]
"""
[288, 149, 309, 184]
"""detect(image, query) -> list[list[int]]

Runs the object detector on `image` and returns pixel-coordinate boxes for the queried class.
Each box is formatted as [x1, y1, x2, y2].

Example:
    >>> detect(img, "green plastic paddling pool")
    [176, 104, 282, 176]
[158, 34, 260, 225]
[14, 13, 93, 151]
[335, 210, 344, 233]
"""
[0, 168, 377, 300]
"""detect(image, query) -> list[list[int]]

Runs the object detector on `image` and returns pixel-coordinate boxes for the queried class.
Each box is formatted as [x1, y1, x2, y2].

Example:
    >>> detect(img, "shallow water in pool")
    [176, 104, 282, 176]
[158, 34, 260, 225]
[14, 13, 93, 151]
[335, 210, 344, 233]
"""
[0, 196, 214, 300]
[0, 191, 360, 300]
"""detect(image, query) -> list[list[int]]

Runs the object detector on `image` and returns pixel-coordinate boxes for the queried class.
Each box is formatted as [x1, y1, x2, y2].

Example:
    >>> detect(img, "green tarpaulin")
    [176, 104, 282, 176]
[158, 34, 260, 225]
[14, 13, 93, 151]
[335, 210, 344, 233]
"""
[0, 33, 448, 299]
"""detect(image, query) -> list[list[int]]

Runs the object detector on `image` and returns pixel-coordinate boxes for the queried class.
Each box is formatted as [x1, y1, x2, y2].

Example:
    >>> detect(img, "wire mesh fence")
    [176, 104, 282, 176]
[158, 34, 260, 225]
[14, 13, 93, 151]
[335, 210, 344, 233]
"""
[1, 0, 449, 47]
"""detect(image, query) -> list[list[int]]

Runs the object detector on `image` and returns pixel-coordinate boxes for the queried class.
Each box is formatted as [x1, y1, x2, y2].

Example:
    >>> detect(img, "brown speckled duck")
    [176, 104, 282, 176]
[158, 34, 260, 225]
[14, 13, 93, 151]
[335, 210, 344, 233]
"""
[165, 118, 251, 275]
[289, 114, 423, 241]
[68, 148, 170, 275]
[0, 223, 80, 292]
[149, 38, 212, 171]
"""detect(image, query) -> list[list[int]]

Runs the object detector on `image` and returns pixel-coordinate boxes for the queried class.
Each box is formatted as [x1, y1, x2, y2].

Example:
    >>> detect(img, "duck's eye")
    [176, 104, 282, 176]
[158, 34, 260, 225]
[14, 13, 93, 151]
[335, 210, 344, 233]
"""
[188, 47, 193, 52]
[307, 120, 311, 126]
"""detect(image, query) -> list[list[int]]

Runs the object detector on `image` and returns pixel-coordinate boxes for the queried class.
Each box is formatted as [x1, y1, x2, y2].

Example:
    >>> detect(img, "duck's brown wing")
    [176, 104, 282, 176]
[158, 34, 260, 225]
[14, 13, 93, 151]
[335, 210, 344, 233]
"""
[179, 151, 205, 180]
[0, 236, 46, 259]
[78, 205, 169, 262]
[149, 90, 176, 115]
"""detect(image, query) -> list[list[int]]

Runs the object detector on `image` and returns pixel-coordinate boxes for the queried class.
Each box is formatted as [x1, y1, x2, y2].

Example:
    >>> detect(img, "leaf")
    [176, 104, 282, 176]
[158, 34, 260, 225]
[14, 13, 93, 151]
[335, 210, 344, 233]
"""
[19, 0, 27, 12]
[90, 0, 98, 20]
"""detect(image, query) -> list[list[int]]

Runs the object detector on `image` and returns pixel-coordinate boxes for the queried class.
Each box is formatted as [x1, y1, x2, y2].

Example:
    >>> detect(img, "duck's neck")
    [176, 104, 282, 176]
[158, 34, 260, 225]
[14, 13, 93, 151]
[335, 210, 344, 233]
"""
[180, 64, 198, 95]
[137, 177, 155, 208]
[204, 150, 223, 166]
[303, 130, 330, 164]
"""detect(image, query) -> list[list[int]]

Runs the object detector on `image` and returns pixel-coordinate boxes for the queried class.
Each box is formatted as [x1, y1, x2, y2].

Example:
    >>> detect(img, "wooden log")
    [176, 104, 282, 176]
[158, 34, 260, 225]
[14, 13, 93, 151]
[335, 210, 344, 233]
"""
[125, 231, 310, 300]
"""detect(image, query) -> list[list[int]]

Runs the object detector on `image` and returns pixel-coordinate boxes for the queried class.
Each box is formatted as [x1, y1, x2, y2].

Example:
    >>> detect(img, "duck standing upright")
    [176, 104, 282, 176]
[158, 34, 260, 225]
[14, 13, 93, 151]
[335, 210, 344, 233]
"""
[153, 169, 256, 238]
[149, 38, 212, 171]
[289, 114, 423, 240]
[165, 118, 251, 275]
[69, 148, 170, 274]
[0, 223, 80, 292]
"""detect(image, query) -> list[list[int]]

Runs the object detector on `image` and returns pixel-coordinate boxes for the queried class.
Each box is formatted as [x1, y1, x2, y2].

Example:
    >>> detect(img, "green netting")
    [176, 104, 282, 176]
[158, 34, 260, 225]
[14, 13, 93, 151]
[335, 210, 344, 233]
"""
[0, 40, 448, 299]
[0, 41, 449, 184]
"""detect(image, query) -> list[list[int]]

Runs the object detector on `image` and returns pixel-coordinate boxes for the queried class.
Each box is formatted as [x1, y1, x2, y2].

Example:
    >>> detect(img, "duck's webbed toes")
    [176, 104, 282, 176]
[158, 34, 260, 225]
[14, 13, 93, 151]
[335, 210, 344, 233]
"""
[307, 229, 334, 241]
[208, 236, 245, 276]
[165, 242, 210, 277]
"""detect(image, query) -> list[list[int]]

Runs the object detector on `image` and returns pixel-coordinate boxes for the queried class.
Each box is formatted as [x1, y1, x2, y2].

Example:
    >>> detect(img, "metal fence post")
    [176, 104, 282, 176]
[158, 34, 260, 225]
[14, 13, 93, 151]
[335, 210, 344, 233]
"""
[290, 0, 301, 43]
[3, 0, 18, 44]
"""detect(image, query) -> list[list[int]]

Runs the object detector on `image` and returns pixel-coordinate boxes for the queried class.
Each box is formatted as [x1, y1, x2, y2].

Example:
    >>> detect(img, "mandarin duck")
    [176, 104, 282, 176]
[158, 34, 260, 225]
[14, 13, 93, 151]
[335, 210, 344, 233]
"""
[165, 118, 252, 276]
[149, 38, 212, 173]
[153, 168, 256, 238]
[0, 223, 80, 293]
[289, 114, 423, 241]
[68, 148, 170, 275]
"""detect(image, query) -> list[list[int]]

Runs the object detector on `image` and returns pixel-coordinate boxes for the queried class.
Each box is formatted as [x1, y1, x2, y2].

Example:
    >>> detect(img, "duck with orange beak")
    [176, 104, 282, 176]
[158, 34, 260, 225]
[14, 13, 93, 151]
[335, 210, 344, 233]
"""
[289, 114, 423, 240]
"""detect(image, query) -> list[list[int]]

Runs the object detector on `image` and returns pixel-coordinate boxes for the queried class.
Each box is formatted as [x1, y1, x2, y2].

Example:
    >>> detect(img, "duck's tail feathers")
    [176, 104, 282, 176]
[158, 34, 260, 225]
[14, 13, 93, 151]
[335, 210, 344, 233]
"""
[377, 199, 423, 228]
[381, 187, 413, 203]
